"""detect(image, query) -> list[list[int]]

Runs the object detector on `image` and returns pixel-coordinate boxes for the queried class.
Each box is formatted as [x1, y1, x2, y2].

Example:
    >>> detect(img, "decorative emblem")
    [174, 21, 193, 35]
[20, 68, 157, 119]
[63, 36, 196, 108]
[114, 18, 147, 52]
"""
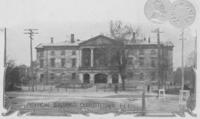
[144, 0, 173, 24]
[144, 0, 196, 29]
[169, 0, 196, 29]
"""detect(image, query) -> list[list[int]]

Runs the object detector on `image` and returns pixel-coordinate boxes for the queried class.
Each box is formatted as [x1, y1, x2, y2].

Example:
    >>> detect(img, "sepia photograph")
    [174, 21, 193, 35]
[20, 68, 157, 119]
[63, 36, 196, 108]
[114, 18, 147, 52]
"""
[0, 0, 199, 117]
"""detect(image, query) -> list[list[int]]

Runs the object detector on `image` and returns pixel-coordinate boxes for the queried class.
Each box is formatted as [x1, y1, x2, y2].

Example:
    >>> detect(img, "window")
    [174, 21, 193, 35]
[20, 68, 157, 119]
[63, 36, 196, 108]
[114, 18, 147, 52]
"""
[50, 58, 55, 67]
[40, 74, 44, 79]
[50, 73, 54, 80]
[40, 74, 44, 82]
[39, 51, 44, 57]
[139, 49, 144, 55]
[151, 49, 156, 55]
[61, 58, 65, 67]
[40, 59, 44, 68]
[151, 72, 156, 81]
[139, 57, 144, 66]
[140, 73, 144, 80]
[72, 58, 76, 67]
[61, 50, 65, 55]
[72, 50, 76, 55]
[127, 71, 134, 78]
[61, 73, 65, 78]
[127, 57, 133, 65]
[72, 73, 76, 79]
[51, 51, 55, 56]
[151, 57, 156, 67]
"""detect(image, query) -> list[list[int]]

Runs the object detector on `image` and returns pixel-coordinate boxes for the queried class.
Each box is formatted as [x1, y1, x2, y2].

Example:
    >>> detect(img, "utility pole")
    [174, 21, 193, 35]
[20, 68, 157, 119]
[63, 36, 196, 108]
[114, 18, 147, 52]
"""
[152, 28, 163, 89]
[4, 28, 7, 67]
[194, 30, 197, 69]
[24, 29, 39, 92]
[180, 30, 185, 90]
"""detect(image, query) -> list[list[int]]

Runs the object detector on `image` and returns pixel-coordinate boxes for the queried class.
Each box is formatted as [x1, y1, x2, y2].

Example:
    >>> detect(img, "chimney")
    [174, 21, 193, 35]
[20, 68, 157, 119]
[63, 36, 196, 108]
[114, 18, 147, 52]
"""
[148, 37, 151, 43]
[50, 37, 54, 43]
[71, 34, 75, 43]
[131, 32, 136, 42]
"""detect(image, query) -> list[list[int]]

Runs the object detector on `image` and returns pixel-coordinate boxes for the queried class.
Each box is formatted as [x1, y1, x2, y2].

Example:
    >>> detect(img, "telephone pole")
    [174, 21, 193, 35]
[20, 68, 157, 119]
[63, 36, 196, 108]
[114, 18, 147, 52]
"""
[152, 28, 163, 89]
[24, 29, 39, 92]
[180, 30, 184, 90]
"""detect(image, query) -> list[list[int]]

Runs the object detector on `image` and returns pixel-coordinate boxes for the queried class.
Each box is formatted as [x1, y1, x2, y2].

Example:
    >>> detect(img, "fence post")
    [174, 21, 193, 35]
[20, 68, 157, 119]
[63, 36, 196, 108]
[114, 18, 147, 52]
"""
[141, 91, 146, 116]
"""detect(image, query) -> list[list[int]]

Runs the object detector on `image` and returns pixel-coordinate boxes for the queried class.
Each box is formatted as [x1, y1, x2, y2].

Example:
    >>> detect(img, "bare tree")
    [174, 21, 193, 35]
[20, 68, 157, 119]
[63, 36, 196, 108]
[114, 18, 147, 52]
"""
[109, 20, 141, 91]
[186, 51, 195, 68]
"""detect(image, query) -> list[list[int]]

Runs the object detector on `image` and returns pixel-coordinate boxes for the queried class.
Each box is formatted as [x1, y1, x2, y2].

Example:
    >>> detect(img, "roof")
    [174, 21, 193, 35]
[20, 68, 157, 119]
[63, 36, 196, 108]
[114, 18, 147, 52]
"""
[35, 40, 81, 49]
[125, 38, 174, 47]
[79, 35, 123, 46]
[35, 35, 174, 49]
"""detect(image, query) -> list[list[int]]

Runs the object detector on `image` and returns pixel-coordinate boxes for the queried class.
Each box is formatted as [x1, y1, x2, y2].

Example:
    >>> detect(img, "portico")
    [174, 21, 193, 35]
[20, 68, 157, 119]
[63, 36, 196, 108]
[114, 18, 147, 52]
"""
[78, 35, 123, 85]
[79, 72, 122, 84]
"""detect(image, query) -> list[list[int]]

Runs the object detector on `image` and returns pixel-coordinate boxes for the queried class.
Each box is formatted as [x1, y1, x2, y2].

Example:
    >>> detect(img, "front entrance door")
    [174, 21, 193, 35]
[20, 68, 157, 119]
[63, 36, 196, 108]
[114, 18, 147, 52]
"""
[83, 73, 90, 83]
[94, 73, 107, 83]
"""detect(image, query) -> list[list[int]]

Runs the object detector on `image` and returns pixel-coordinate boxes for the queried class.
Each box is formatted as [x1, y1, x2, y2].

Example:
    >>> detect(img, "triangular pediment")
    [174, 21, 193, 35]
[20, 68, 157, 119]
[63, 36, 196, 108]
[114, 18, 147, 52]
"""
[79, 35, 122, 46]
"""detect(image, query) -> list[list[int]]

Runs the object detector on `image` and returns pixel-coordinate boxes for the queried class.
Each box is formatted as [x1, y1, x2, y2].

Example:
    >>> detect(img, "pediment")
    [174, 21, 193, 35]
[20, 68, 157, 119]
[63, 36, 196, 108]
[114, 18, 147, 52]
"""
[79, 35, 122, 46]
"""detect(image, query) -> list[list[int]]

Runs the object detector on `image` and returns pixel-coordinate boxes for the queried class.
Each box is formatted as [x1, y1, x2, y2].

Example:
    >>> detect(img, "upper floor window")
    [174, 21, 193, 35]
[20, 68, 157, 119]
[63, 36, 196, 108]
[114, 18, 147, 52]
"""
[151, 72, 156, 81]
[139, 49, 144, 55]
[40, 59, 44, 68]
[61, 58, 65, 67]
[50, 58, 55, 67]
[139, 57, 144, 66]
[39, 51, 44, 57]
[151, 49, 156, 55]
[127, 71, 134, 78]
[51, 51, 55, 56]
[72, 50, 76, 55]
[50, 73, 54, 80]
[140, 73, 144, 80]
[61, 50, 65, 55]
[127, 57, 133, 65]
[40, 74, 44, 79]
[151, 57, 156, 67]
[72, 73, 76, 79]
[40, 74, 44, 82]
[72, 58, 76, 67]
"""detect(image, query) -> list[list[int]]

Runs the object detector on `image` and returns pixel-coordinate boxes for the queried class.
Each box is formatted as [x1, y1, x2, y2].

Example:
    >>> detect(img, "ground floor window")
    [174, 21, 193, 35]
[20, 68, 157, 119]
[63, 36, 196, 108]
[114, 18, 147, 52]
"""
[83, 73, 90, 83]
[140, 73, 144, 80]
[94, 73, 107, 83]
[112, 73, 118, 83]
[72, 73, 76, 79]
[50, 73, 54, 80]
[40, 74, 44, 82]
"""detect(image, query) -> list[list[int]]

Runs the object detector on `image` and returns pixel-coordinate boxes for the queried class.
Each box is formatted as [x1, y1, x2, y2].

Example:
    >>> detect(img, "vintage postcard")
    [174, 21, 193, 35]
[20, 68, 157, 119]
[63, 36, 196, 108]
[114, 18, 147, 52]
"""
[0, 0, 199, 118]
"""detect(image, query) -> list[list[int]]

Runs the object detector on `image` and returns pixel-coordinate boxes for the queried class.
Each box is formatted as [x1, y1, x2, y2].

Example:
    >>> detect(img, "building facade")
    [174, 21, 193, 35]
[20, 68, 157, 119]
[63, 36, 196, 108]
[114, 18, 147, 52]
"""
[35, 34, 173, 90]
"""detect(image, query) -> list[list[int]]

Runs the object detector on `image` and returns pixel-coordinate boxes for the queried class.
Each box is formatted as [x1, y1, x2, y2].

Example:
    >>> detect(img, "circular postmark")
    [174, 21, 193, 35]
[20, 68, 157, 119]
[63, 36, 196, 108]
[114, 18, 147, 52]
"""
[169, 0, 196, 29]
[144, 0, 173, 24]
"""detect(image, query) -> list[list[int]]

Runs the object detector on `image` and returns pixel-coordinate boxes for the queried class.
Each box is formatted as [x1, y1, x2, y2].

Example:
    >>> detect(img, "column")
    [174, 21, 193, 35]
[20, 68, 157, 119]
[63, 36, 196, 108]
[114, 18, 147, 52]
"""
[107, 75, 112, 84]
[91, 48, 94, 67]
[118, 74, 122, 83]
[90, 73, 95, 84]
[79, 49, 82, 67]
[79, 73, 83, 83]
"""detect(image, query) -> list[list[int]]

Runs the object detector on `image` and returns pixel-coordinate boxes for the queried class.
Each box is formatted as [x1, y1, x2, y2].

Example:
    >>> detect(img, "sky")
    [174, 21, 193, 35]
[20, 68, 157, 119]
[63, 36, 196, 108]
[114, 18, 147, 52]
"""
[0, 0, 199, 69]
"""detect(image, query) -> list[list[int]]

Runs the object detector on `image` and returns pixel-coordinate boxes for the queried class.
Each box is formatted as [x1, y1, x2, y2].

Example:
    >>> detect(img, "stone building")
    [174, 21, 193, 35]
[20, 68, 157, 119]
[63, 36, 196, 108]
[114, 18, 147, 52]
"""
[35, 33, 173, 90]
